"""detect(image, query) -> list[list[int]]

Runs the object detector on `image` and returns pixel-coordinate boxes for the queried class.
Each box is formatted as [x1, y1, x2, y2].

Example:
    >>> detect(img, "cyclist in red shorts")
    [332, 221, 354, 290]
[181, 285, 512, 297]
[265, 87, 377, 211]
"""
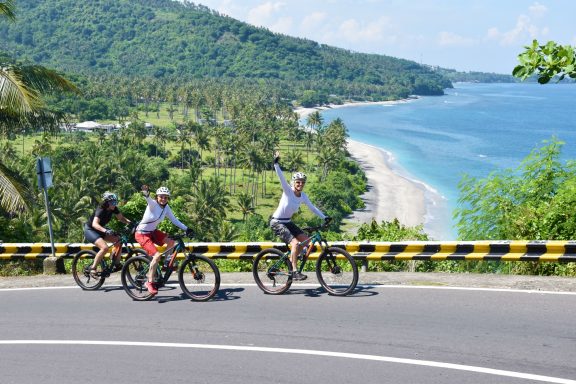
[135, 185, 192, 295]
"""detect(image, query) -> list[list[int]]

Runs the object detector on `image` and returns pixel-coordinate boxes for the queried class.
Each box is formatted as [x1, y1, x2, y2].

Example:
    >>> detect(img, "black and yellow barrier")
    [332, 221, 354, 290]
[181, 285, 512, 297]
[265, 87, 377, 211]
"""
[1, 241, 576, 262]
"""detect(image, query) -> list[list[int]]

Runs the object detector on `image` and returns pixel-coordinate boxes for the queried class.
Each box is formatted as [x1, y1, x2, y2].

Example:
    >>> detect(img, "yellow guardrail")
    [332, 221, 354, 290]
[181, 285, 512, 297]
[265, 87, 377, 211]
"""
[1, 241, 576, 262]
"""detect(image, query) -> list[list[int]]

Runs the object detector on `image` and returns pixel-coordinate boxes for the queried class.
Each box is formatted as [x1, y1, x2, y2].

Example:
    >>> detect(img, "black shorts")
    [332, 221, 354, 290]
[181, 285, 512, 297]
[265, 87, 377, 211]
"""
[270, 220, 303, 244]
[84, 225, 104, 244]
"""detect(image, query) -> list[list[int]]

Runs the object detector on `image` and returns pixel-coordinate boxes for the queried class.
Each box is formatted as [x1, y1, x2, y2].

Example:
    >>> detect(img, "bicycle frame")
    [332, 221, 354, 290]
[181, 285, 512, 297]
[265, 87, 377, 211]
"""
[151, 235, 186, 285]
[98, 230, 139, 276]
[268, 226, 328, 274]
[295, 230, 327, 273]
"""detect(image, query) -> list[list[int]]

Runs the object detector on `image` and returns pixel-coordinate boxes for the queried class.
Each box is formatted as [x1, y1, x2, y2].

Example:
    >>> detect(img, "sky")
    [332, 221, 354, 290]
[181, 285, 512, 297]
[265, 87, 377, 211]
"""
[193, 0, 576, 74]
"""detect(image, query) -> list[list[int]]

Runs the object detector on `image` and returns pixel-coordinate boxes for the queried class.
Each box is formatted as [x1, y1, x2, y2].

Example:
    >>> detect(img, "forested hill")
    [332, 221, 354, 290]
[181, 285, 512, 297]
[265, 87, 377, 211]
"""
[0, 0, 451, 97]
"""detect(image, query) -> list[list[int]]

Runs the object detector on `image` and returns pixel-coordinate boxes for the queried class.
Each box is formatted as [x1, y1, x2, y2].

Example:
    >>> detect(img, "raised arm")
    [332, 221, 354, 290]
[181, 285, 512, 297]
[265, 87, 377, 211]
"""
[273, 152, 292, 194]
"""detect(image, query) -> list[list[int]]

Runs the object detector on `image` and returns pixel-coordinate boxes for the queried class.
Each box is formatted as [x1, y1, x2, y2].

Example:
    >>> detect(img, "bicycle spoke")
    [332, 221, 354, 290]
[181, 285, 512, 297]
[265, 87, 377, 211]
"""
[253, 249, 292, 294]
[72, 250, 105, 290]
[121, 256, 153, 301]
[316, 247, 358, 296]
[179, 255, 220, 301]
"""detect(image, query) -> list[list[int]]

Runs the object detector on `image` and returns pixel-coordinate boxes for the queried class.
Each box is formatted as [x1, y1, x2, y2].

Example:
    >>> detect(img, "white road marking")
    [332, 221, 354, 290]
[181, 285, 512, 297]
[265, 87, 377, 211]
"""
[0, 340, 574, 384]
[0, 283, 575, 295]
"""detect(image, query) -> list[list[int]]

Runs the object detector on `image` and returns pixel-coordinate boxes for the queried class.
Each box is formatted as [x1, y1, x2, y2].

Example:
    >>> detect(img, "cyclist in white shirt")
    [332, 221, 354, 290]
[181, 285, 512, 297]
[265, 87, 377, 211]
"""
[135, 185, 191, 295]
[270, 151, 330, 280]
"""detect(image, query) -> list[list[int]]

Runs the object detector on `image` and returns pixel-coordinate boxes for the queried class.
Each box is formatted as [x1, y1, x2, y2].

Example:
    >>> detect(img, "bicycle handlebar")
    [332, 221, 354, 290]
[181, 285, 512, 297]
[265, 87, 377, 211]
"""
[170, 232, 191, 240]
[302, 221, 331, 233]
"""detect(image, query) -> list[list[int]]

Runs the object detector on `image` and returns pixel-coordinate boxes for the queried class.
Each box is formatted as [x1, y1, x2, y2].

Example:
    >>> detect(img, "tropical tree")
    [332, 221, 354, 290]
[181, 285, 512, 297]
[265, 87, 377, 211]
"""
[236, 191, 255, 222]
[306, 111, 324, 134]
[187, 176, 230, 241]
[0, 0, 77, 213]
[454, 138, 576, 240]
[513, 40, 576, 83]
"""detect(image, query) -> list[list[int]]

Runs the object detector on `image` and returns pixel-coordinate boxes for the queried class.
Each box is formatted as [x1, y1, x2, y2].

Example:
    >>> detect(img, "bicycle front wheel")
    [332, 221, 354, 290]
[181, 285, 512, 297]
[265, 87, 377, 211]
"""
[178, 255, 220, 301]
[252, 248, 292, 295]
[316, 247, 358, 296]
[72, 250, 105, 290]
[121, 255, 153, 301]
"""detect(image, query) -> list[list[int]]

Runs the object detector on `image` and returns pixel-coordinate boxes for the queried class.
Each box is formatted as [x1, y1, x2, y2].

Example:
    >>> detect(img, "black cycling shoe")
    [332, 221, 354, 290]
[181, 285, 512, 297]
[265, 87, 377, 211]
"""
[112, 264, 123, 272]
[292, 271, 308, 281]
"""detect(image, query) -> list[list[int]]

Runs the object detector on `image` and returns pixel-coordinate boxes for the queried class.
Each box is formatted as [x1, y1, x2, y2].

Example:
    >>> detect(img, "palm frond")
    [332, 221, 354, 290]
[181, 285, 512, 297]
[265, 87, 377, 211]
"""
[0, 0, 16, 21]
[18, 64, 79, 94]
[0, 65, 40, 115]
[0, 160, 32, 213]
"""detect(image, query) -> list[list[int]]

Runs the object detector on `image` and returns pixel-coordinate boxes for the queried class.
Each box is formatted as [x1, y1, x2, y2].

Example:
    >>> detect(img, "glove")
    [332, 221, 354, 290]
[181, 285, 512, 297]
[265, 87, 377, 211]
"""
[274, 155, 280, 164]
[104, 229, 116, 236]
[324, 216, 332, 225]
[185, 228, 194, 237]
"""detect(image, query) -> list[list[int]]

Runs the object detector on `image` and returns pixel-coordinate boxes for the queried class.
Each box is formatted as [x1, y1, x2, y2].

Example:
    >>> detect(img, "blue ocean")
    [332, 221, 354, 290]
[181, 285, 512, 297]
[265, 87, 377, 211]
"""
[319, 83, 576, 240]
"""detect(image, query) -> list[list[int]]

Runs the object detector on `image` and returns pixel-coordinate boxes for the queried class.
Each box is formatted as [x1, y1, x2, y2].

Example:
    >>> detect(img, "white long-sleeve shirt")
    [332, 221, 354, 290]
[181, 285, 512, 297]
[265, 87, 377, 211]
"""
[271, 163, 326, 223]
[136, 196, 187, 232]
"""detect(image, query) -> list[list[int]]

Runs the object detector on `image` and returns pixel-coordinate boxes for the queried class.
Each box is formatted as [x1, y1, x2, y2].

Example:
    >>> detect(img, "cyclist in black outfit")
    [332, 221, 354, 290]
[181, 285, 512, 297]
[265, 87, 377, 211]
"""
[83, 192, 131, 275]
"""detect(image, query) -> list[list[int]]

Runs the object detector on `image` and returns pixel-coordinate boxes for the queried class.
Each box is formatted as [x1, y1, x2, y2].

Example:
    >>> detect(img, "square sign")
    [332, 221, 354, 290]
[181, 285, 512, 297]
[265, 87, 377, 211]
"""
[36, 157, 53, 189]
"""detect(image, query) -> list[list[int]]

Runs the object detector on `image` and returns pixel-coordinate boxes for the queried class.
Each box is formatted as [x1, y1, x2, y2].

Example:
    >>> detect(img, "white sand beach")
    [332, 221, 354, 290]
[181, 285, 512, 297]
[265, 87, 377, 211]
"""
[345, 140, 426, 231]
[295, 102, 428, 233]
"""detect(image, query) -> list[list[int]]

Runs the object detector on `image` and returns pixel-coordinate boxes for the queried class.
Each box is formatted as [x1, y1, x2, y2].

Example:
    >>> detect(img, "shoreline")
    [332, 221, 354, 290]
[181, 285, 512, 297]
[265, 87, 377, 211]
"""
[345, 139, 428, 233]
[295, 99, 446, 239]
[294, 98, 416, 120]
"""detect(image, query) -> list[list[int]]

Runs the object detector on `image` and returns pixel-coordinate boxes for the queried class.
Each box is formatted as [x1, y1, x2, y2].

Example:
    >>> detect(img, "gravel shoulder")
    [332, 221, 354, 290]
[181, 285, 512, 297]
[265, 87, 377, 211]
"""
[1, 272, 575, 292]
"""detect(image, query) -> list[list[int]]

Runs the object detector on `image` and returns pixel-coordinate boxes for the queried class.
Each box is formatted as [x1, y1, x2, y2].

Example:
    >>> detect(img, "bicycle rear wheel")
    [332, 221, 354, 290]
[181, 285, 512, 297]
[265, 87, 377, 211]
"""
[72, 250, 105, 290]
[121, 255, 153, 301]
[316, 247, 358, 296]
[178, 255, 220, 301]
[125, 248, 148, 261]
[252, 248, 292, 294]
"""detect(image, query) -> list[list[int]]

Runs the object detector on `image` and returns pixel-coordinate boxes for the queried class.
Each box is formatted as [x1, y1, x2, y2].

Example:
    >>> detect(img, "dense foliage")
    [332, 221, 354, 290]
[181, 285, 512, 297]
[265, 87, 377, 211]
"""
[437, 67, 517, 83]
[0, 94, 367, 245]
[514, 40, 576, 84]
[455, 138, 576, 241]
[0, 0, 451, 102]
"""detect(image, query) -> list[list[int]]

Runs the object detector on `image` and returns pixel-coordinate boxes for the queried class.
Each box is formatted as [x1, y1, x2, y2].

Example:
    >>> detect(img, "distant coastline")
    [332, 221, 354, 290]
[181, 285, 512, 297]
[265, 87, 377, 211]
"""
[294, 97, 418, 119]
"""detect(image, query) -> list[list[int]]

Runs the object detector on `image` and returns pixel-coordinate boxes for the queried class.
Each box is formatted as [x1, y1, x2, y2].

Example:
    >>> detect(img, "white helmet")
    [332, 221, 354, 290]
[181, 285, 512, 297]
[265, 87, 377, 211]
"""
[291, 172, 307, 182]
[102, 192, 118, 203]
[156, 186, 171, 196]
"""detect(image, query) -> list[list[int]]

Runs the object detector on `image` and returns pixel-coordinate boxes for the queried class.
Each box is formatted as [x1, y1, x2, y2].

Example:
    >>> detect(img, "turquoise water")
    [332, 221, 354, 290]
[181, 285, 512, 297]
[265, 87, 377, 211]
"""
[319, 83, 576, 239]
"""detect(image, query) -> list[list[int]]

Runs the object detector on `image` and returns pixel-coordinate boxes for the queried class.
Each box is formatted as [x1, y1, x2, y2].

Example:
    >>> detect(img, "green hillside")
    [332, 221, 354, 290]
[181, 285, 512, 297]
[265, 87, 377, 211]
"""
[1, 0, 451, 99]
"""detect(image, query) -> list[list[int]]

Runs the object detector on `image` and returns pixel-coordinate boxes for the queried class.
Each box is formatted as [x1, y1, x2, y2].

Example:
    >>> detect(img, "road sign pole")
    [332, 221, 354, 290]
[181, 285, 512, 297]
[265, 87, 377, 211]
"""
[36, 157, 58, 273]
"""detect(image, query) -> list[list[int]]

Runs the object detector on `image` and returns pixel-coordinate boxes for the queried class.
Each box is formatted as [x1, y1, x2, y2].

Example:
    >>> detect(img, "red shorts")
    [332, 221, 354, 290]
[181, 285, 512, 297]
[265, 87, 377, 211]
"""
[135, 230, 167, 256]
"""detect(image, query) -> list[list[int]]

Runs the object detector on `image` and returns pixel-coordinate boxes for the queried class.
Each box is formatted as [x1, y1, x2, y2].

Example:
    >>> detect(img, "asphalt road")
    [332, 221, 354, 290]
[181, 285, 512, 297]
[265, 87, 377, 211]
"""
[1, 277, 575, 384]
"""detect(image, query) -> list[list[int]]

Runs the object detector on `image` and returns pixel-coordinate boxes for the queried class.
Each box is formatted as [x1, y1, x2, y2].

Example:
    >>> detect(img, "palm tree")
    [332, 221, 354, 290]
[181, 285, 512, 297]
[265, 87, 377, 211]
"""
[306, 111, 324, 134]
[236, 191, 255, 222]
[188, 177, 230, 240]
[0, 1, 15, 21]
[152, 125, 169, 157]
[0, 1, 78, 213]
[175, 124, 191, 168]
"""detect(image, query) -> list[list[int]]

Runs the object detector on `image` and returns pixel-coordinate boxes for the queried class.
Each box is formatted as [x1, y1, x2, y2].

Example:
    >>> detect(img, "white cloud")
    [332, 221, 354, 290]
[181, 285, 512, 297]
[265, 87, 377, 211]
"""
[437, 31, 476, 47]
[336, 16, 392, 43]
[247, 2, 286, 27]
[528, 2, 547, 18]
[270, 16, 293, 34]
[300, 12, 327, 33]
[486, 11, 549, 46]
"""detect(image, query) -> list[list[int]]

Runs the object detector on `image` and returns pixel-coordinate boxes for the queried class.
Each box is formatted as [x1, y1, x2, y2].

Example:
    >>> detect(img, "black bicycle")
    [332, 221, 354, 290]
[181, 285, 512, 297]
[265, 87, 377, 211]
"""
[72, 224, 147, 290]
[252, 222, 358, 296]
[121, 233, 220, 301]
